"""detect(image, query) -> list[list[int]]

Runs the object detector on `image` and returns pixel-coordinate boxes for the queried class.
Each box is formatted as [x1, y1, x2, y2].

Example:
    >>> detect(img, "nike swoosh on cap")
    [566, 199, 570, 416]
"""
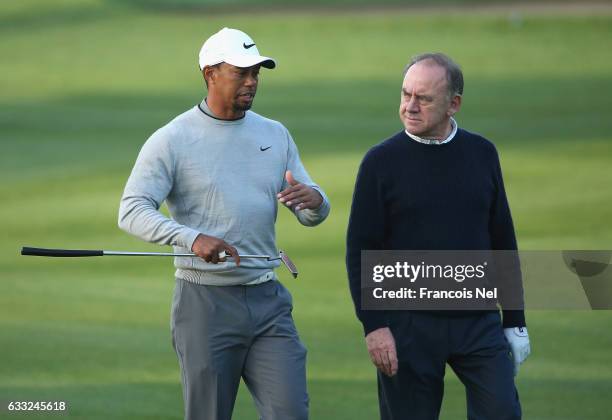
[260, 146, 271, 151]
[243, 43, 256, 49]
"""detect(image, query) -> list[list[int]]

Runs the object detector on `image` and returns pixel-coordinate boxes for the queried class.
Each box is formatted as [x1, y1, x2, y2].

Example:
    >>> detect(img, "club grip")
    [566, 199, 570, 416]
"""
[21, 247, 104, 257]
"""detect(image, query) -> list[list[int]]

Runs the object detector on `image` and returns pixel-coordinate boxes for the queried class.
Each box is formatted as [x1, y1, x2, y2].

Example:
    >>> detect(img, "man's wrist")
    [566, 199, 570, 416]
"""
[311, 189, 324, 210]
[184, 229, 202, 252]
[362, 314, 389, 336]
[502, 309, 526, 328]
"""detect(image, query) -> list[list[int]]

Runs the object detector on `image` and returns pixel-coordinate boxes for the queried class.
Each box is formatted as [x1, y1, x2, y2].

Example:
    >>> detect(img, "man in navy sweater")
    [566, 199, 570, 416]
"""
[346, 53, 531, 419]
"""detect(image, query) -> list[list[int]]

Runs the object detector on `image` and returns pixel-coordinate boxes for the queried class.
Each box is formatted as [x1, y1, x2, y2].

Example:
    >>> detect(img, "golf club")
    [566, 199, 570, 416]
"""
[21, 247, 298, 278]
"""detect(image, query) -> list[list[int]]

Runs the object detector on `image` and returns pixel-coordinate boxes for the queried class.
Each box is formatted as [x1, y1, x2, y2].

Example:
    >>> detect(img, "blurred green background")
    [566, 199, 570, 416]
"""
[2, 0, 612, 419]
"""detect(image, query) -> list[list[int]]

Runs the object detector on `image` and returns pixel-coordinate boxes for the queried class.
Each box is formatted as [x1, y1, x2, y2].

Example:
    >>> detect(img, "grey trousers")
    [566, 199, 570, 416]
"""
[171, 278, 309, 420]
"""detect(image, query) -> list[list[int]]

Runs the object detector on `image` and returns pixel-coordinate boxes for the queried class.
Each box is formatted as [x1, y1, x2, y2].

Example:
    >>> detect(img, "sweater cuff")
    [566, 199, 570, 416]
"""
[178, 228, 202, 251]
[502, 309, 526, 328]
[361, 312, 389, 336]
[295, 186, 331, 226]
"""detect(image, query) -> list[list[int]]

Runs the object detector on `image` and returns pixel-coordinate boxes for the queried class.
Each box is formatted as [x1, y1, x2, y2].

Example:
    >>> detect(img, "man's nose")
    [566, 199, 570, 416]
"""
[407, 96, 419, 113]
[244, 74, 257, 86]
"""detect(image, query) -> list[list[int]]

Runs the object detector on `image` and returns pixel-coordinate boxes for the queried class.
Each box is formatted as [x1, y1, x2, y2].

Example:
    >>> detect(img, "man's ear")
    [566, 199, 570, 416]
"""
[448, 94, 462, 117]
[203, 66, 215, 86]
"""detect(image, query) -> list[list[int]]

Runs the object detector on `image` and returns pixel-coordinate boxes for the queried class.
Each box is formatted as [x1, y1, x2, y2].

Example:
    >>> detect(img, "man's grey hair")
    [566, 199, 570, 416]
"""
[403, 53, 464, 98]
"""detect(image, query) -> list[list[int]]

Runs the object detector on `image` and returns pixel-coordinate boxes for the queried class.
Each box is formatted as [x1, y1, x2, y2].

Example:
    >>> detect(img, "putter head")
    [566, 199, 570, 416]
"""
[279, 250, 298, 278]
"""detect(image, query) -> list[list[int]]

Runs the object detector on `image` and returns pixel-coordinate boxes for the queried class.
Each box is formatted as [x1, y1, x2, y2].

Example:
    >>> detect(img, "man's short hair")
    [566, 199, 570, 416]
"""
[403, 53, 464, 98]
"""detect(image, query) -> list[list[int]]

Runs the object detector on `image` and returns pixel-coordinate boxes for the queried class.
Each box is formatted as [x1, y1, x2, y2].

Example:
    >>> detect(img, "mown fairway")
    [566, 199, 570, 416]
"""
[2, 1, 612, 419]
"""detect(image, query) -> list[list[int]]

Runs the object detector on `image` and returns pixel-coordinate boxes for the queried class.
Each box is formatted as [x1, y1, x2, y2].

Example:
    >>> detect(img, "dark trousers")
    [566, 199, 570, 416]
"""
[378, 311, 521, 420]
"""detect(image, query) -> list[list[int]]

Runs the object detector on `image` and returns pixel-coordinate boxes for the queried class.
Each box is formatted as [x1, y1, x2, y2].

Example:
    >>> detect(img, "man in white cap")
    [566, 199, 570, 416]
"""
[118, 27, 330, 420]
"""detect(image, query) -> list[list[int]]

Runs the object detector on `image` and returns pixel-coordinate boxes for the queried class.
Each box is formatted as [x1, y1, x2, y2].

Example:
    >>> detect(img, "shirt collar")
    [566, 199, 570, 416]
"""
[405, 117, 458, 145]
[198, 98, 245, 121]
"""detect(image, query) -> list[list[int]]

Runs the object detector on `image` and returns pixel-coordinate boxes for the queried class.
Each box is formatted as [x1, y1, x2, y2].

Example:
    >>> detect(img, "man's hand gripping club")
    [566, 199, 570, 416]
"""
[191, 233, 241, 266]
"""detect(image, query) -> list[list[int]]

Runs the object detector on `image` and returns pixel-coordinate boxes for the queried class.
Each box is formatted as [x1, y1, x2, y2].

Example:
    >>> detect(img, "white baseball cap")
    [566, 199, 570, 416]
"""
[198, 27, 276, 70]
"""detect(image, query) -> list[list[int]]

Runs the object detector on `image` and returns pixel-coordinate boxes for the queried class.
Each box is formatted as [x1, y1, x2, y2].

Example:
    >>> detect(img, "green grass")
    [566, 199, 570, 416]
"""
[2, 1, 612, 419]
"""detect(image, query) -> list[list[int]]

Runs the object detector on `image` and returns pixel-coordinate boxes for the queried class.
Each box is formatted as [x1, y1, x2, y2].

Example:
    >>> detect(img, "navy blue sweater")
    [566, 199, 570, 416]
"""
[346, 128, 526, 335]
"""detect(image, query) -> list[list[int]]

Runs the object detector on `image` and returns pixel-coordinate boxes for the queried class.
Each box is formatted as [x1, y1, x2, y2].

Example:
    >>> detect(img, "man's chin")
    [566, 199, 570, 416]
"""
[234, 101, 254, 112]
[404, 122, 425, 136]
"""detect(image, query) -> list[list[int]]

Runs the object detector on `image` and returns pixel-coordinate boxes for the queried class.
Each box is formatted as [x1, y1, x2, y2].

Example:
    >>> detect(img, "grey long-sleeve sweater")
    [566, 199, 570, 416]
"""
[118, 100, 330, 285]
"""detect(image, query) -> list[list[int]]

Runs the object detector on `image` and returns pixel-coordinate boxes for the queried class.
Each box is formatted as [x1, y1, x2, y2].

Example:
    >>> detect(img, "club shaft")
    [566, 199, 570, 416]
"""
[104, 251, 272, 259]
[104, 251, 194, 257]
[21, 247, 294, 277]
[22, 247, 272, 259]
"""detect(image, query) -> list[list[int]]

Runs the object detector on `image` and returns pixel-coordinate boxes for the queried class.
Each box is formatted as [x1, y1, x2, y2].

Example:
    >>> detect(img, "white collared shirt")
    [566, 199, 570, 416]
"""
[405, 117, 458, 145]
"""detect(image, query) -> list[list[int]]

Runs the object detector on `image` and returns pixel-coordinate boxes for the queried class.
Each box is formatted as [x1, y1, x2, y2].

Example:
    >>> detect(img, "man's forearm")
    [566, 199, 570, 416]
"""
[118, 194, 200, 249]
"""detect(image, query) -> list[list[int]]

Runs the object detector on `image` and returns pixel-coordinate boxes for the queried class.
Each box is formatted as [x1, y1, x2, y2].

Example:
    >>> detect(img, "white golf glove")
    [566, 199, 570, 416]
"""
[504, 327, 530, 376]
